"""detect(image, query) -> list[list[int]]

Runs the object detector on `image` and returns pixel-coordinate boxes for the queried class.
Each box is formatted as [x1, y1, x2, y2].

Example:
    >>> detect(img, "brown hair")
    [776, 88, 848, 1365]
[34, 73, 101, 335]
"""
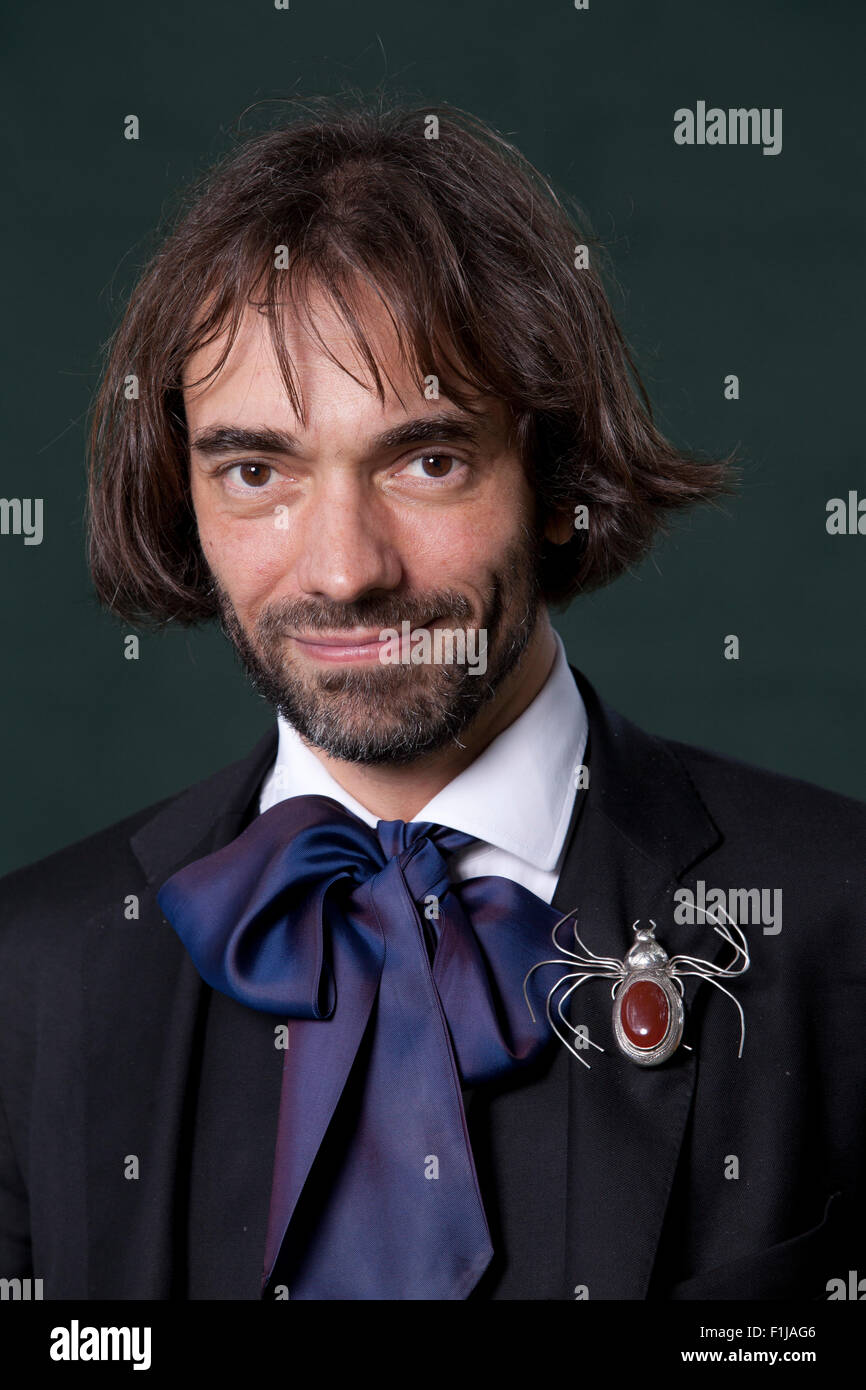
[87, 91, 735, 625]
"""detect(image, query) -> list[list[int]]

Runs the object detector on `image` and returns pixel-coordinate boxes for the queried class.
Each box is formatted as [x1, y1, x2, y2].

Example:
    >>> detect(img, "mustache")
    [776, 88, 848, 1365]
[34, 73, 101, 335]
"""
[247, 589, 477, 639]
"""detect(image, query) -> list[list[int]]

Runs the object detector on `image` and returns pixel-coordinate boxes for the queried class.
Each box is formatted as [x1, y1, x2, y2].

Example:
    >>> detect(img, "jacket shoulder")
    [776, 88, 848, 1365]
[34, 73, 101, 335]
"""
[660, 733, 866, 862]
[0, 731, 275, 925]
[0, 796, 171, 920]
[574, 663, 866, 845]
[663, 733, 866, 816]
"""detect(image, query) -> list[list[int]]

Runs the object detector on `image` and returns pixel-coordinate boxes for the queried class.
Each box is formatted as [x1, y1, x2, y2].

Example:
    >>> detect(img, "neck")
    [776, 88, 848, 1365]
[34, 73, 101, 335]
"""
[303, 613, 558, 822]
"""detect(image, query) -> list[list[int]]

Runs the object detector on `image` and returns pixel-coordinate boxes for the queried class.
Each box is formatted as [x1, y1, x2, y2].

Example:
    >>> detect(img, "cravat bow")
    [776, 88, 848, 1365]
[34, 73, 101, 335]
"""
[157, 792, 565, 1299]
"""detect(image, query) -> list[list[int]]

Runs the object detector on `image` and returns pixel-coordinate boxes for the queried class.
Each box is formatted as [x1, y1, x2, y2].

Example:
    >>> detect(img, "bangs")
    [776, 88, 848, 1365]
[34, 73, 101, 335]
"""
[176, 229, 505, 432]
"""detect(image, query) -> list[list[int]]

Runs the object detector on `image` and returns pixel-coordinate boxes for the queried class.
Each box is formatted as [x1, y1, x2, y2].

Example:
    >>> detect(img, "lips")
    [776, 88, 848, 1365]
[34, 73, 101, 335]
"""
[288, 621, 439, 664]
[292, 629, 392, 647]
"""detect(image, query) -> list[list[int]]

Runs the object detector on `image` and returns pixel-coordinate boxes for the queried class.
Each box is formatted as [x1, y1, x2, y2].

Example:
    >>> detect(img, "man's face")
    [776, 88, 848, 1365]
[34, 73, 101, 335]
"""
[184, 285, 546, 765]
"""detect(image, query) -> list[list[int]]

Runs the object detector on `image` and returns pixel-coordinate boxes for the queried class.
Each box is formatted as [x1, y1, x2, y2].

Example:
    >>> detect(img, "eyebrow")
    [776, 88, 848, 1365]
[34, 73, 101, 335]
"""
[189, 412, 488, 461]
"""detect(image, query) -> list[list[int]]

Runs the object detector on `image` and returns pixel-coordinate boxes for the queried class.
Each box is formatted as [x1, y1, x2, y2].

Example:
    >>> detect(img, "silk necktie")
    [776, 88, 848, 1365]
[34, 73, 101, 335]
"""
[157, 792, 566, 1299]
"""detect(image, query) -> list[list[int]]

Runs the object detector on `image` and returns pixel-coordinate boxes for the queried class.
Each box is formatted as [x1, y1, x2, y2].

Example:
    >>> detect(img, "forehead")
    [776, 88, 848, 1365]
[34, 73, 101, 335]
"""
[182, 282, 510, 442]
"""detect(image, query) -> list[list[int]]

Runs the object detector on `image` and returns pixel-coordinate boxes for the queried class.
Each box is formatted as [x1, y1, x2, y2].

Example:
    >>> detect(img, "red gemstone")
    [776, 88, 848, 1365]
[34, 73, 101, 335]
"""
[622, 979, 669, 1049]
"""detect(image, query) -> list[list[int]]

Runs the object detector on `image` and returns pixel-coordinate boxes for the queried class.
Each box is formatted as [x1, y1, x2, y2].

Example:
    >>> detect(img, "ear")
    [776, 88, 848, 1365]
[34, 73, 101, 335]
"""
[543, 509, 574, 546]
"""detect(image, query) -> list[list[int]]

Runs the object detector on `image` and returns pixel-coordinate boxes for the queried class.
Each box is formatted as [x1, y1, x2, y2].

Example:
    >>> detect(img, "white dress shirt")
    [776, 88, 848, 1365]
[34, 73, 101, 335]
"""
[257, 628, 588, 904]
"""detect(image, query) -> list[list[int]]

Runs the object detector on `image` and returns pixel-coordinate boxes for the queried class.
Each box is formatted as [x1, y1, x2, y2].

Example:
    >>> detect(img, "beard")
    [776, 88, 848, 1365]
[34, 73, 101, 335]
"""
[213, 525, 544, 765]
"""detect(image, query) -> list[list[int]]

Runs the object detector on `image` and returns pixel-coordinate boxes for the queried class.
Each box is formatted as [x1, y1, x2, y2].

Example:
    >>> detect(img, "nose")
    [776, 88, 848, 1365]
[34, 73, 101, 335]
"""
[295, 472, 402, 603]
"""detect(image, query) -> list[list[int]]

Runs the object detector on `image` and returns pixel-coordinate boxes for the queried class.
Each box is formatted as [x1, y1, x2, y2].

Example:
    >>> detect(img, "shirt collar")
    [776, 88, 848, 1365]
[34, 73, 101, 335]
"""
[259, 628, 587, 873]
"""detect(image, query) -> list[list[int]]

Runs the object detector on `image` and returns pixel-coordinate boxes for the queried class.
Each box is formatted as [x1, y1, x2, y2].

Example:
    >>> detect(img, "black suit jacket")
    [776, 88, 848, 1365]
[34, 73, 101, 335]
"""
[1, 667, 864, 1300]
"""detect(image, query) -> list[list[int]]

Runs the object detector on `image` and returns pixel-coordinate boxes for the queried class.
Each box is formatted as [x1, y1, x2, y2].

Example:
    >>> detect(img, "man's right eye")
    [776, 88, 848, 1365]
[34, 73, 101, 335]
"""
[221, 461, 274, 488]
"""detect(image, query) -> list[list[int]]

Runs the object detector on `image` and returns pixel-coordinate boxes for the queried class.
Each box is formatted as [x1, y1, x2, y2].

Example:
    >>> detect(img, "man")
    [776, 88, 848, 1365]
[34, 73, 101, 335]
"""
[0, 96, 863, 1301]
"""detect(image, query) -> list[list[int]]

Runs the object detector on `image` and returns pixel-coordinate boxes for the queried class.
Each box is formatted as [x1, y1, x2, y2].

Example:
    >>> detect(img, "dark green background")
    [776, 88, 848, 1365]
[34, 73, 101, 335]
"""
[2, 0, 863, 876]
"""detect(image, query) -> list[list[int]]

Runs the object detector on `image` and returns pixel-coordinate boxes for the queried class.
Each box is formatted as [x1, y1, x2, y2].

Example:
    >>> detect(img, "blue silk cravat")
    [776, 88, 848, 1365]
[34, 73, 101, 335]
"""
[157, 792, 566, 1299]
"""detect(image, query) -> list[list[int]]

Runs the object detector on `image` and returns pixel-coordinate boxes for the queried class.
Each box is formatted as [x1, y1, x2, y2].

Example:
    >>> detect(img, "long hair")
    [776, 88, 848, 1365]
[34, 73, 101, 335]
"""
[87, 92, 735, 625]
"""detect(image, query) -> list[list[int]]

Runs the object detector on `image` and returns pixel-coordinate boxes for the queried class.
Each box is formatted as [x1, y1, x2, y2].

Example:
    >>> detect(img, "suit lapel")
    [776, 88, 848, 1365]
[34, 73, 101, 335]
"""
[83, 727, 278, 1298]
[469, 667, 726, 1300]
[556, 669, 724, 1298]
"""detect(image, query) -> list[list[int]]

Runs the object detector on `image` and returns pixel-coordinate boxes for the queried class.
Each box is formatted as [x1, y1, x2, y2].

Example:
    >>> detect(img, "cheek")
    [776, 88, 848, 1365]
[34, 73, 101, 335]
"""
[400, 495, 522, 583]
[196, 510, 288, 607]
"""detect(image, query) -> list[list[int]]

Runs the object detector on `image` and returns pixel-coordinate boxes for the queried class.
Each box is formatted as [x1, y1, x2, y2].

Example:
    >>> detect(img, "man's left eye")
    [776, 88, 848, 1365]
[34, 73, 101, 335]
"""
[401, 454, 461, 480]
